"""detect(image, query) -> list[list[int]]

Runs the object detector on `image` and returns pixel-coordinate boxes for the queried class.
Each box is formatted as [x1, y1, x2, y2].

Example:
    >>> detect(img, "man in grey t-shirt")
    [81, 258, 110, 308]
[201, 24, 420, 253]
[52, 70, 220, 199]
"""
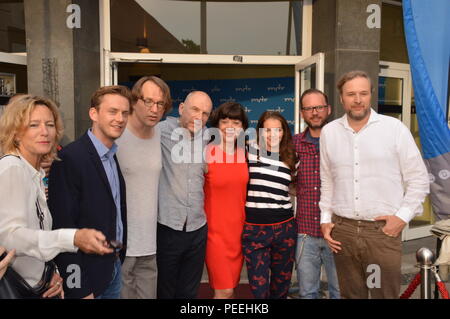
[157, 91, 213, 299]
[117, 76, 172, 299]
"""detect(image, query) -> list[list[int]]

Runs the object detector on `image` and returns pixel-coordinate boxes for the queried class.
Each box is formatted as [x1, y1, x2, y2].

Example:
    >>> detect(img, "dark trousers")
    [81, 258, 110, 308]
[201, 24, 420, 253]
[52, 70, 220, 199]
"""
[332, 215, 402, 299]
[242, 218, 297, 299]
[156, 223, 207, 299]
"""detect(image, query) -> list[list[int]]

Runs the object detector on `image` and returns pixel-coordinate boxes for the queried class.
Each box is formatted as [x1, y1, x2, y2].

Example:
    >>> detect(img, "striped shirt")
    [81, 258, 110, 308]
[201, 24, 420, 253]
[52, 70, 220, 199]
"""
[245, 144, 294, 224]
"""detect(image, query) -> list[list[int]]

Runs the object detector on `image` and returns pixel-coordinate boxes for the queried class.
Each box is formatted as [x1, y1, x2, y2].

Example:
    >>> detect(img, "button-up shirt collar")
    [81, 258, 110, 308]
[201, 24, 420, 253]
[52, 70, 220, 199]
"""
[338, 108, 379, 133]
[88, 129, 118, 161]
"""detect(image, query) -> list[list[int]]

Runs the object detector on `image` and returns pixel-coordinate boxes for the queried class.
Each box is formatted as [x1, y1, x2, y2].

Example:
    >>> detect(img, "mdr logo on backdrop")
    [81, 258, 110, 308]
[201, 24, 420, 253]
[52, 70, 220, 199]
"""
[166, 77, 296, 133]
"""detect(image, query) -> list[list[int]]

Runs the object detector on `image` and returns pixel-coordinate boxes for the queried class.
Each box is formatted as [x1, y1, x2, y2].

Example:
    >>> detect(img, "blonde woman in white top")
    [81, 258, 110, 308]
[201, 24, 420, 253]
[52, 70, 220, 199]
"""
[0, 95, 113, 299]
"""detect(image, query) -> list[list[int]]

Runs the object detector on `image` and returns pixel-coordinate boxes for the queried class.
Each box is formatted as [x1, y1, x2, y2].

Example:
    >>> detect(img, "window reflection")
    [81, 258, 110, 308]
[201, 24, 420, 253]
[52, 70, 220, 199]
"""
[111, 0, 303, 55]
[111, 0, 191, 53]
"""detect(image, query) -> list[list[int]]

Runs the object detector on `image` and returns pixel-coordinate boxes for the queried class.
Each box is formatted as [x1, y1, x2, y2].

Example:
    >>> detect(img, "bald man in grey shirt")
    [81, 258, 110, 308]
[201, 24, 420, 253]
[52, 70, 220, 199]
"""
[157, 91, 213, 299]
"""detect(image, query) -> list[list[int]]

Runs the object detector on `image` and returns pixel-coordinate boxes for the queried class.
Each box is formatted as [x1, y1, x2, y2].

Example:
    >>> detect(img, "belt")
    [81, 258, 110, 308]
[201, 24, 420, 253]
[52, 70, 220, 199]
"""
[332, 215, 386, 227]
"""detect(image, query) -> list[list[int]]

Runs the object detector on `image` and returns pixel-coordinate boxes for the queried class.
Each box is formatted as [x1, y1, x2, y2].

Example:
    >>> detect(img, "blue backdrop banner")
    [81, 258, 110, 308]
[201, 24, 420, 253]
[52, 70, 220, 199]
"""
[166, 77, 295, 132]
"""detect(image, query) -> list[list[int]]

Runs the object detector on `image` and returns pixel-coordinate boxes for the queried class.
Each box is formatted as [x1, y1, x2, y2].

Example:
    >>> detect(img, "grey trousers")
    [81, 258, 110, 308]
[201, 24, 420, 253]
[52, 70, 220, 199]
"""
[121, 255, 157, 299]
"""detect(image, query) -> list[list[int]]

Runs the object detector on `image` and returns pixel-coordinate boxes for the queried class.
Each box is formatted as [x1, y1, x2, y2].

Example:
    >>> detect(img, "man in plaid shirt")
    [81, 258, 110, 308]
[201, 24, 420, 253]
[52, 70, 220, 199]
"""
[292, 88, 340, 299]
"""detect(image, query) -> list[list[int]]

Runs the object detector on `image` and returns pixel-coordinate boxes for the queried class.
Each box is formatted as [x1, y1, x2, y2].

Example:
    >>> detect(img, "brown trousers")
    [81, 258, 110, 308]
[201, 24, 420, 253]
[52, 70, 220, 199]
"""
[331, 215, 402, 299]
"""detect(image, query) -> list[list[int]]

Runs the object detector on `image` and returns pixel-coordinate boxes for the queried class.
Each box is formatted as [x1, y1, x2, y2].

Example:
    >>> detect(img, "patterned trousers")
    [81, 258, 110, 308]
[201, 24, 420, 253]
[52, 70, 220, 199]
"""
[242, 218, 297, 299]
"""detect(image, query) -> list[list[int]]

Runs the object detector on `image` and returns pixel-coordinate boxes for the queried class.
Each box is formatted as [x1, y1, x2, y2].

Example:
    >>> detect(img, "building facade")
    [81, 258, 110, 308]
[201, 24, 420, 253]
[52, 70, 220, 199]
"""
[0, 0, 441, 240]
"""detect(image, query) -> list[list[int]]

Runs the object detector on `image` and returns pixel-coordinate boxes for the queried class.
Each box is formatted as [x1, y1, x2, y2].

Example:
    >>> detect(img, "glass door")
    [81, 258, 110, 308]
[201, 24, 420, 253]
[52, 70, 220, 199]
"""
[379, 61, 434, 241]
[295, 52, 324, 133]
[108, 53, 324, 135]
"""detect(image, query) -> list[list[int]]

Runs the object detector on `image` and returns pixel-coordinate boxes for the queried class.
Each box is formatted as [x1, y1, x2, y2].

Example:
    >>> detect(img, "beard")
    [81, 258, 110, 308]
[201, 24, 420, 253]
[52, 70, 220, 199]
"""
[304, 115, 329, 130]
[347, 106, 371, 121]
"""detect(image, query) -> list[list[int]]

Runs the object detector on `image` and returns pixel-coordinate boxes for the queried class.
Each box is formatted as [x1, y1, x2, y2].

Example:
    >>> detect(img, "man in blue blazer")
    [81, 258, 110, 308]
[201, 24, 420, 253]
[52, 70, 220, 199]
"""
[48, 86, 132, 299]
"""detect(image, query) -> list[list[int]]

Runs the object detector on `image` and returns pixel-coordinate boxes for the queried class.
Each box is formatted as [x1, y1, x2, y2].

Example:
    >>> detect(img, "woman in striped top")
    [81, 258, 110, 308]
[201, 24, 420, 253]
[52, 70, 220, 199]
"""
[243, 111, 297, 299]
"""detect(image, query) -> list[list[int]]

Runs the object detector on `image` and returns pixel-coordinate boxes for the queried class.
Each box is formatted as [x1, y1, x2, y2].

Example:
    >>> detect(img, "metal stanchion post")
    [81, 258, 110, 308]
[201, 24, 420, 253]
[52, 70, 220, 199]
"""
[416, 248, 436, 299]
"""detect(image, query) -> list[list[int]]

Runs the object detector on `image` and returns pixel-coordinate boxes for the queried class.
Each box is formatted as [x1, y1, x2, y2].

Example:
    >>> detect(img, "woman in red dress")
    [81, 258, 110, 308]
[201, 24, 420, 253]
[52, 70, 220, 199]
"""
[204, 102, 249, 299]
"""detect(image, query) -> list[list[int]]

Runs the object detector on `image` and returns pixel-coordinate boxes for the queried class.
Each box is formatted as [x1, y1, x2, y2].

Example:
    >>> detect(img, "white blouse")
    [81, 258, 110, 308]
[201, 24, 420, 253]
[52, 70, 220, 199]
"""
[0, 154, 78, 286]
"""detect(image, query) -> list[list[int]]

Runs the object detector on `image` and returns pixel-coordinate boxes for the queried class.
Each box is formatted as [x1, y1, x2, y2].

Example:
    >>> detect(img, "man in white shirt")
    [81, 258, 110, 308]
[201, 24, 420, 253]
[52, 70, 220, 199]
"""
[116, 76, 172, 299]
[319, 70, 429, 299]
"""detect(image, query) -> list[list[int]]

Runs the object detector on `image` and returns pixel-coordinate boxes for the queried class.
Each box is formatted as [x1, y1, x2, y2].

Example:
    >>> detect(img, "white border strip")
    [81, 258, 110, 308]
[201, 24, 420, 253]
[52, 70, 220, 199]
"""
[0, 52, 27, 66]
[99, 0, 111, 86]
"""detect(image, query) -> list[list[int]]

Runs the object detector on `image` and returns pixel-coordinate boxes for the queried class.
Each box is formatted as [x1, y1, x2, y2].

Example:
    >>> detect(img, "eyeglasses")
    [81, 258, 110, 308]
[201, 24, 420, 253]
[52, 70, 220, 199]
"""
[301, 105, 329, 113]
[139, 98, 165, 110]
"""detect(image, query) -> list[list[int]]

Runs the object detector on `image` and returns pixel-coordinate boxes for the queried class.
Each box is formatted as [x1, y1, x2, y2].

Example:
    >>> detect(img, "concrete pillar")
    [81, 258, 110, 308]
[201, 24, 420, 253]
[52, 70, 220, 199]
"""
[72, 0, 101, 138]
[312, 0, 381, 119]
[24, 0, 100, 142]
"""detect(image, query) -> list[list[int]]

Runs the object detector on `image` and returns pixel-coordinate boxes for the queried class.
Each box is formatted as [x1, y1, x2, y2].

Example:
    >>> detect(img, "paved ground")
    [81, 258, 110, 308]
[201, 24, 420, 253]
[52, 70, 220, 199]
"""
[200, 235, 450, 299]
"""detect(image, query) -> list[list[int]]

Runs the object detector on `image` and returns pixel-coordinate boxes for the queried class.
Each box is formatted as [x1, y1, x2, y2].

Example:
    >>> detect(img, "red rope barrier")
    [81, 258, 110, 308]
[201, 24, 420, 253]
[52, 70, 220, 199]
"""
[400, 273, 421, 299]
[432, 267, 450, 299]
[436, 280, 450, 299]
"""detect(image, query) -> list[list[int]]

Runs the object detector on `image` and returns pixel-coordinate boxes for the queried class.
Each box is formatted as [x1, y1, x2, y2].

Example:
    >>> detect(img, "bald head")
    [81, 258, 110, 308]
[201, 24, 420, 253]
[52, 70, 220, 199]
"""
[184, 91, 212, 105]
[179, 91, 213, 135]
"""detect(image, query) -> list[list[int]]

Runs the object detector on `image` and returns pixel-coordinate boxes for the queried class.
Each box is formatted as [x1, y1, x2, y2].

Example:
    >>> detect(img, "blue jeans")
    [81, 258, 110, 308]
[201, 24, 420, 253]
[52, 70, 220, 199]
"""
[96, 259, 122, 299]
[295, 234, 340, 299]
